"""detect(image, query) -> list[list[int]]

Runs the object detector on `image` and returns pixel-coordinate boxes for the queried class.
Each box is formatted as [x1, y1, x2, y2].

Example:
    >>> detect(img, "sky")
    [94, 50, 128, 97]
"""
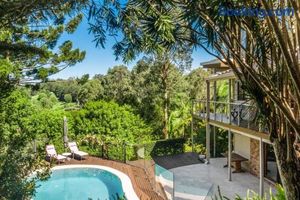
[50, 19, 213, 79]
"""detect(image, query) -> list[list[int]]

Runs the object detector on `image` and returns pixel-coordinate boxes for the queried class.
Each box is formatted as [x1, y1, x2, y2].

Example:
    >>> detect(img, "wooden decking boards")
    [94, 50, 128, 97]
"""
[62, 156, 166, 200]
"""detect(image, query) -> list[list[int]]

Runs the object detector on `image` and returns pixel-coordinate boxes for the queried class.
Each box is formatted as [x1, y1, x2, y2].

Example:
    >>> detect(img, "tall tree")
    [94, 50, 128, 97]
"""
[0, 0, 86, 83]
[77, 74, 90, 85]
[151, 58, 190, 139]
[187, 68, 209, 100]
[131, 58, 190, 138]
[102, 65, 134, 105]
[78, 78, 103, 104]
[41, 79, 81, 103]
[130, 59, 158, 123]
[89, 2, 192, 138]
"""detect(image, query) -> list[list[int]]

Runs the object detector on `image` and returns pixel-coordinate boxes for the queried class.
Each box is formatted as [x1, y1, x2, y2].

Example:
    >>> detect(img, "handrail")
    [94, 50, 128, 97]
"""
[193, 99, 260, 131]
[193, 99, 255, 107]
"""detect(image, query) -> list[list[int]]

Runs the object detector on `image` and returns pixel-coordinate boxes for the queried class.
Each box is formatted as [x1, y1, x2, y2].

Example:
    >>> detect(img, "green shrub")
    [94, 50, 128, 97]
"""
[214, 185, 286, 200]
[184, 143, 206, 154]
[147, 138, 186, 157]
[28, 109, 70, 153]
[184, 139, 206, 154]
[70, 101, 152, 144]
[64, 93, 73, 103]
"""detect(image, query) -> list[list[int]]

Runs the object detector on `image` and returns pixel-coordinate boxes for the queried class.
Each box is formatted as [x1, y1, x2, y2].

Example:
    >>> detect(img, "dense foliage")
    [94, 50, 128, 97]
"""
[214, 184, 286, 200]
[0, 89, 49, 200]
[41, 59, 209, 139]
[0, 0, 86, 82]
[71, 101, 152, 143]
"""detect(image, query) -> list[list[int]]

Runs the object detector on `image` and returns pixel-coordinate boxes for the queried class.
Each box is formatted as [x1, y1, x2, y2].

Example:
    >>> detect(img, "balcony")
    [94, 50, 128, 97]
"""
[192, 100, 268, 134]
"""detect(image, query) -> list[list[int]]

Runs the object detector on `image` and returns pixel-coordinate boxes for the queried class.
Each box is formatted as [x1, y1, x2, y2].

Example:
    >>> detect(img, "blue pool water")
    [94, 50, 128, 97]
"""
[34, 168, 125, 200]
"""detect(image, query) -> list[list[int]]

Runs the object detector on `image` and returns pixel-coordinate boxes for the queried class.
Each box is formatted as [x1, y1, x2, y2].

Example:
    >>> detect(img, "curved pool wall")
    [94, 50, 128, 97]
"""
[34, 165, 139, 200]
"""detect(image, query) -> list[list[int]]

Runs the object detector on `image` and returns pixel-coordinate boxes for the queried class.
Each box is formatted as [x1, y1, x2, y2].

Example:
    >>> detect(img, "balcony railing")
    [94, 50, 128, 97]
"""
[193, 100, 265, 132]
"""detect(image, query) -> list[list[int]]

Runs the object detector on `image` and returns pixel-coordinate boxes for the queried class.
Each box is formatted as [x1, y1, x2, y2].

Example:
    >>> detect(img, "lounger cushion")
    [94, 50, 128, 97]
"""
[68, 142, 79, 152]
[56, 154, 67, 160]
[68, 142, 89, 157]
[46, 145, 57, 156]
[73, 151, 88, 157]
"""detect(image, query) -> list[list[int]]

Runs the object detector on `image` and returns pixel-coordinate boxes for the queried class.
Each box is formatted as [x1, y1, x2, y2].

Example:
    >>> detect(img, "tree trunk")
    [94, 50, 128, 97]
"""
[273, 138, 300, 200]
[163, 89, 169, 139]
[162, 61, 169, 139]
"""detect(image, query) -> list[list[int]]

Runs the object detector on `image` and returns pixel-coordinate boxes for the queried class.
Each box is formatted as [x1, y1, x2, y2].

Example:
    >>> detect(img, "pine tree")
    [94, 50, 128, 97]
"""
[0, 0, 87, 84]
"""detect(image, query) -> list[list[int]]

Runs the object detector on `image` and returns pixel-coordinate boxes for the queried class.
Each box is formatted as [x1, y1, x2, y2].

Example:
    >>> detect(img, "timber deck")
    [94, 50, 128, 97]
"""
[62, 156, 166, 200]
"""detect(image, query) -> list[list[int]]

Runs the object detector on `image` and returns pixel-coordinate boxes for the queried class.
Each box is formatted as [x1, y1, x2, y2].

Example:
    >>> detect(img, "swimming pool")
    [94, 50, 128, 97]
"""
[33, 165, 139, 200]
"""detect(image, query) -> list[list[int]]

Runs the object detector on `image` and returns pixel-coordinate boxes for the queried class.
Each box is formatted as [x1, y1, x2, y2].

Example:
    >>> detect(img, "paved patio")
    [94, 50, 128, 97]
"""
[171, 158, 275, 200]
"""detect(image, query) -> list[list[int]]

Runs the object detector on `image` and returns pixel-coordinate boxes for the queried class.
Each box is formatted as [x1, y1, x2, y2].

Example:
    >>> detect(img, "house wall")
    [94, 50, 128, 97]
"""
[249, 139, 260, 176]
[234, 135, 260, 176]
[234, 134, 250, 170]
[234, 134, 250, 159]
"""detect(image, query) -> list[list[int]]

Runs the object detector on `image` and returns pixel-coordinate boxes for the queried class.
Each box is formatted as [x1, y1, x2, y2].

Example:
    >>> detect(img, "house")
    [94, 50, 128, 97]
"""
[192, 59, 281, 197]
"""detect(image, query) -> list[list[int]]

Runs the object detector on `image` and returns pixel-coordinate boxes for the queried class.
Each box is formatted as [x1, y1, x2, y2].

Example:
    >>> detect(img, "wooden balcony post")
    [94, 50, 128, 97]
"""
[191, 100, 194, 152]
[206, 80, 210, 162]
[213, 81, 217, 120]
[213, 127, 216, 158]
[213, 81, 217, 158]
[228, 130, 232, 181]
[259, 138, 264, 197]
[228, 79, 232, 124]
[228, 79, 232, 181]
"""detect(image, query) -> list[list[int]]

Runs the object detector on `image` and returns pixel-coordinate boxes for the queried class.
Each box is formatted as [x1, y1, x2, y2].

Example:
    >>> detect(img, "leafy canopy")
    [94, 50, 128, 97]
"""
[71, 101, 152, 144]
[0, 0, 88, 82]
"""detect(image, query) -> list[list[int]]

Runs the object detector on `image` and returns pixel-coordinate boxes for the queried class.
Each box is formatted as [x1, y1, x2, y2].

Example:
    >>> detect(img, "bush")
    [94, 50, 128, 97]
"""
[64, 93, 73, 103]
[0, 89, 51, 200]
[214, 184, 285, 200]
[184, 140, 206, 154]
[28, 108, 71, 153]
[70, 101, 152, 144]
[70, 101, 153, 160]
[151, 138, 185, 157]
[79, 134, 130, 161]
[128, 138, 186, 159]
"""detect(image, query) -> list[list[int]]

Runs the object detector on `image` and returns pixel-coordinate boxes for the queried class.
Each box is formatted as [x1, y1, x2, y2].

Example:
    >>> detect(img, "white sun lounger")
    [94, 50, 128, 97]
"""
[68, 142, 88, 160]
[46, 145, 66, 163]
